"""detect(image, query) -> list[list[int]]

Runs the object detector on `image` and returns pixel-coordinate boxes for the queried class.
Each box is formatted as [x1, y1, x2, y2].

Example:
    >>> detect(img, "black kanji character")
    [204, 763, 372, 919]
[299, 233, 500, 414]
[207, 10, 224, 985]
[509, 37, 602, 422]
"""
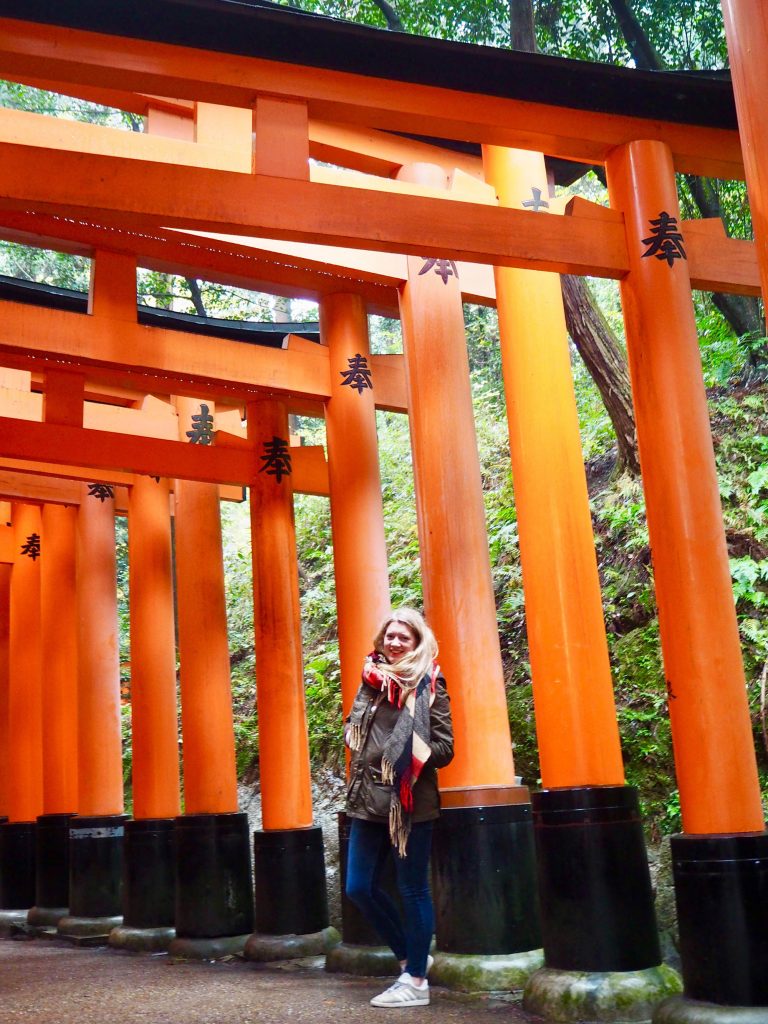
[259, 436, 292, 483]
[418, 257, 459, 284]
[340, 353, 373, 394]
[641, 211, 687, 267]
[20, 532, 41, 560]
[87, 483, 115, 503]
[186, 403, 215, 445]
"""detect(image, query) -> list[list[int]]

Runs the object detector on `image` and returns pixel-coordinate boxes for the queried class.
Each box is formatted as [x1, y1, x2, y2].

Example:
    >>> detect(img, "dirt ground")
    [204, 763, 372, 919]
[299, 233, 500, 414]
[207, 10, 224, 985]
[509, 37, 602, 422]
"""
[0, 939, 543, 1024]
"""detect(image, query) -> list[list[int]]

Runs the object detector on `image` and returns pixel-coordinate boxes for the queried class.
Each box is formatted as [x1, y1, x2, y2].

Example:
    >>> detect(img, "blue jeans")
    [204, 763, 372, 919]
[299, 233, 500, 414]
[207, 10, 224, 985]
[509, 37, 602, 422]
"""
[346, 817, 434, 978]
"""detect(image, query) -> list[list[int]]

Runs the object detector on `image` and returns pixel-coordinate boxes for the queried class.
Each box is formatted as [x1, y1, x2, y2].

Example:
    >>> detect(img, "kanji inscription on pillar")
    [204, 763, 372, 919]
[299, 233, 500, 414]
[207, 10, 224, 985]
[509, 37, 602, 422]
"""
[87, 482, 115, 502]
[21, 532, 40, 560]
[259, 436, 292, 482]
[522, 187, 549, 211]
[340, 354, 373, 394]
[186, 403, 215, 445]
[641, 212, 687, 266]
[418, 257, 459, 284]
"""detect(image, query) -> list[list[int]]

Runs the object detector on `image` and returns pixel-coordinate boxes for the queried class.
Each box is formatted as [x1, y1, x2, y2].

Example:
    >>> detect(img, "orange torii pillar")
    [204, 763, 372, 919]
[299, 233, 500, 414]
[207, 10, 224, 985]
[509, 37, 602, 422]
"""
[482, 146, 672, 1014]
[721, 0, 768, 314]
[0, 559, 9, 828]
[171, 396, 253, 956]
[29, 504, 79, 930]
[0, 504, 42, 921]
[320, 293, 393, 966]
[110, 475, 181, 952]
[244, 397, 334, 960]
[59, 484, 126, 938]
[396, 163, 541, 982]
[607, 140, 767, 1019]
[320, 293, 391, 724]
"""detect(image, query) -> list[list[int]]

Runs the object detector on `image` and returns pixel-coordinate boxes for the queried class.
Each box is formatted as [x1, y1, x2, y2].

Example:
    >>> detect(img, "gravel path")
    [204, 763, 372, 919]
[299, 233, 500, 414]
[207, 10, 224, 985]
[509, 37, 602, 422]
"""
[0, 940, 542, 1024]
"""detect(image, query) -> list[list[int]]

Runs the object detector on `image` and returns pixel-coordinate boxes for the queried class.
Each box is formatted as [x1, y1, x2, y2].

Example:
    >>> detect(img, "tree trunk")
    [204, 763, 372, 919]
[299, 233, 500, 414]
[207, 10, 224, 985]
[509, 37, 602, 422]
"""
[561, 275, 640, 475]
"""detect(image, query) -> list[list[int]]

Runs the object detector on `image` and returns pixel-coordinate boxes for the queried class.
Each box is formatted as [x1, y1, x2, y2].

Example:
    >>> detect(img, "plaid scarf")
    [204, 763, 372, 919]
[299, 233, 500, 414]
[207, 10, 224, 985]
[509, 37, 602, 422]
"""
[358, 653, 439, 856]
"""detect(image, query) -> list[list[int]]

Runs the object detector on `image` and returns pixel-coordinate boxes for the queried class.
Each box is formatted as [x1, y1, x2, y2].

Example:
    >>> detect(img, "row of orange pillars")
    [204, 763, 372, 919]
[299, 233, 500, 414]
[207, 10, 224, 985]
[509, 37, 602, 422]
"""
[0, 142, 765, 1020]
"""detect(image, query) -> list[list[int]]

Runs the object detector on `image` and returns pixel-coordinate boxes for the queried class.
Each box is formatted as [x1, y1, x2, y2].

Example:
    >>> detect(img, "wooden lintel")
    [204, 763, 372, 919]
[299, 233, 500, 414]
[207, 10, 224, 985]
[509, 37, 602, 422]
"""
[0, 141, 630, 279]
[0, 17, 744, 179]
[0, 417, 328, 494]
[0, 298, 409, 412]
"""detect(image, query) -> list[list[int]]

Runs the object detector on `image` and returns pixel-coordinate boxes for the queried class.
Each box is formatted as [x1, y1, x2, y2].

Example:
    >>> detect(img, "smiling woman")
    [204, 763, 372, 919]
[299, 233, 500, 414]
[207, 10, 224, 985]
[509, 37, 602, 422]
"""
[343, 607, 453, 1008]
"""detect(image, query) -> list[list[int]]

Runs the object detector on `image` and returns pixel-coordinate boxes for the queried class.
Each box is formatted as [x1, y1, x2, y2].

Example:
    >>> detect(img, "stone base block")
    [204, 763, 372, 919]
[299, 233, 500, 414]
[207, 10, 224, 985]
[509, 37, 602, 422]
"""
[432, 948, 544, 993]
[57, 915, 123, 944]
[27, 906, 68, 928]
[109, 925, 176, 953]
[524, 965, 682, 1023]
[654, 996, 768, 1024]
[168, 933, 250, 961]
[0, 909, 31, 937]
[244, 926, 340, 962]
[325, 942, 401, 977]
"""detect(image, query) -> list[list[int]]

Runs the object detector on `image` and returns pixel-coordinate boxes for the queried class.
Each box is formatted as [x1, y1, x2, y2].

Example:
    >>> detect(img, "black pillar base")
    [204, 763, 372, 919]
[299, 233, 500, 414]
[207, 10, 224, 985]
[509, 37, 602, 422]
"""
[123, 817, 175, 929]
[174, 812, 254, 939]
[432, 801, 541, 955]
[532, 785, 661, 971]
[670, 831, 768, 1008]
[0, 821, 36, 909]
[68, 814, 126, 919]
[35, 813, 75, 912]
[252, 825, 329, 936]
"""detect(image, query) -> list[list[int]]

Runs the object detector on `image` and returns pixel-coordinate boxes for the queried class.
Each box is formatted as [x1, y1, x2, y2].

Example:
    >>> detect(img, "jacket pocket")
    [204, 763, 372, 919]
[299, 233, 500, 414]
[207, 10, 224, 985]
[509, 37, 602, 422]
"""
[366, 766, 393, 818]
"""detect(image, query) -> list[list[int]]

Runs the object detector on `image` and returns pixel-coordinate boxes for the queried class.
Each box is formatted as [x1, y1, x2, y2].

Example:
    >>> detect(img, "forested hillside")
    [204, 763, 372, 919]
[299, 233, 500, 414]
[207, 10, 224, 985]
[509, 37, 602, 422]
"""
[1, 0, 767, 836]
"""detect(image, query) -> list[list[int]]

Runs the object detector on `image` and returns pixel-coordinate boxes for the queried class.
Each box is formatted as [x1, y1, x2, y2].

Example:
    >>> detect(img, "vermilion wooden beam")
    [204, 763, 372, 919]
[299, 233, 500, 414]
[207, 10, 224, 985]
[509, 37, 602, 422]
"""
[0, 17, 743, 179]
[0, 210, 401, 316]
[0, 299, 408, 414]
[0, 141, 630, 278]
[0, 415, 329, 492]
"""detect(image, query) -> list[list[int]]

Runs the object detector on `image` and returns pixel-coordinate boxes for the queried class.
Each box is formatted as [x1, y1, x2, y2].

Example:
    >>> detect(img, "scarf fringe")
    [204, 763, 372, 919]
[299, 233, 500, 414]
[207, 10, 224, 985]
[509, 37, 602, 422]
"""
[389, 798, 410, 858]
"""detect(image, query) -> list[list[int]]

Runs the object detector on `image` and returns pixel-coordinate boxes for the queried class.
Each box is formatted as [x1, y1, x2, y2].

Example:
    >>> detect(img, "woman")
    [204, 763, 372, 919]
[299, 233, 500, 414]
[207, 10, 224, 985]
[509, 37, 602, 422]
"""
[345, 608, 454, 1008]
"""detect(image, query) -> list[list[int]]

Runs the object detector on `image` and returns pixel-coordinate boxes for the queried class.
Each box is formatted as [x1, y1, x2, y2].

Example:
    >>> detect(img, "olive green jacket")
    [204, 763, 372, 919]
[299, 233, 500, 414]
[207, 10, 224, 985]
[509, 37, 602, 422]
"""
[345, 675, 454, 823]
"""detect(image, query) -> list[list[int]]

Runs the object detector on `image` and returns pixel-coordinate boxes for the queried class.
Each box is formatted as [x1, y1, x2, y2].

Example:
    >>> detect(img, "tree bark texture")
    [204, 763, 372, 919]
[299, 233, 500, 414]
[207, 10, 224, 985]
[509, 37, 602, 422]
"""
[561, 274, 640, 475]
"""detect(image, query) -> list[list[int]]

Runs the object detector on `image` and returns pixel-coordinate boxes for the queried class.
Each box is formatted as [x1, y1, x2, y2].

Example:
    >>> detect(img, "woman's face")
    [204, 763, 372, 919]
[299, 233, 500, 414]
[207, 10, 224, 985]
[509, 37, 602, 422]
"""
[382, 620, 417, 664]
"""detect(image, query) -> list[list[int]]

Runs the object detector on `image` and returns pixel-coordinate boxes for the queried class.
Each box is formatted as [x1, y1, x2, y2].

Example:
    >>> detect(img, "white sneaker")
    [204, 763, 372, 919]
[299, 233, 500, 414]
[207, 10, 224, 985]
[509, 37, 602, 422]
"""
[370, 974, 430, 1008]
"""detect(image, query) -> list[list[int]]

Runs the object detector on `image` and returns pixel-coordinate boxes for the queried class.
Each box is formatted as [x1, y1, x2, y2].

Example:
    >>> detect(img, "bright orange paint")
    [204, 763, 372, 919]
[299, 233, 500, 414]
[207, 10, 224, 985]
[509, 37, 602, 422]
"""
[0, 563, 11, 817]
[44, 368, 85, 428]
[76, 483, 123, 816]
[8, 503, 43, 822]
[721, 0, 768, 309]
[247, 398, 313, 830]
[128, 476, 181, 820]
[396, 164, 514, 791]
[88, 249, 137, 322]
[40, 504, 78, 814]
[0, 141, 631, 280]
[321, 292, 390, 717]
[174, 397, 238, 814]
[483, 145, 624, 788]
[606, 139, 764, 834]
[253, 97, 309, 180]
[0, 18, 743, 178]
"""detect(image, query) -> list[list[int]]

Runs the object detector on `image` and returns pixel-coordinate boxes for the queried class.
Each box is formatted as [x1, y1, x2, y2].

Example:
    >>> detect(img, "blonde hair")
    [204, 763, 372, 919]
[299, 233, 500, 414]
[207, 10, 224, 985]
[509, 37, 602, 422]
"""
[372, 607, 438, 689]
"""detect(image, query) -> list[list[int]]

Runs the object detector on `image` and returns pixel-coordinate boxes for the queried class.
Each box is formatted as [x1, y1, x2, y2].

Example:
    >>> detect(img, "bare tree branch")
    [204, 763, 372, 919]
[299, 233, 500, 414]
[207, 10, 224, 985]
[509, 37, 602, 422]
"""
[370, 0, 404, 32]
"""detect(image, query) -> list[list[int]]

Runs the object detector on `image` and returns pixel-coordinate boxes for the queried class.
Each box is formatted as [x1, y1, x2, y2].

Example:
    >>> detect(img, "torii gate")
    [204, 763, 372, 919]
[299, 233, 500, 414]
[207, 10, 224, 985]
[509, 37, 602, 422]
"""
[0, 2, 765, 1021]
